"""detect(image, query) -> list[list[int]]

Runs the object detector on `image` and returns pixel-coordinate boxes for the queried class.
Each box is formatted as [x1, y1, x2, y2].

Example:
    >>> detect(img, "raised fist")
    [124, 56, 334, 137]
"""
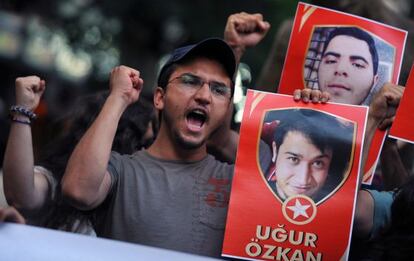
[109, 65, 144, 105]
[369, 83, 403, 130]
[224, 12, 270, 62]
[15, 76, 46, 111]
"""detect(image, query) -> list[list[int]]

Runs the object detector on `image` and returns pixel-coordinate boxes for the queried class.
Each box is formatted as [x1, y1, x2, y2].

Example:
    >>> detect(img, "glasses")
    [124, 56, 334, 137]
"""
[168, 73, 232, 100]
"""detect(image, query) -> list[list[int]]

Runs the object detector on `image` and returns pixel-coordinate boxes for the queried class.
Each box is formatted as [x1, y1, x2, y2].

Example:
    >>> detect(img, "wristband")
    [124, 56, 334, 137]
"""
[11, 118, 31, 125]
[10, 105, 37, 120]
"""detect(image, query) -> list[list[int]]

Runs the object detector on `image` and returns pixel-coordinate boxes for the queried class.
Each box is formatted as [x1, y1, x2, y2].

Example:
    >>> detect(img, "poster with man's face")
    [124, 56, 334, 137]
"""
[222, 90, 368, 260]
[278, 3, 407, 184]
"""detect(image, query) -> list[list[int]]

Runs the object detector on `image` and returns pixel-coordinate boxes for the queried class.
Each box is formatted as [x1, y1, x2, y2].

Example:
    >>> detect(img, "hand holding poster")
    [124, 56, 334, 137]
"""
[222, 90, 368, 260]
[278, 2, 407, 184]
[389, 65, 414, 143]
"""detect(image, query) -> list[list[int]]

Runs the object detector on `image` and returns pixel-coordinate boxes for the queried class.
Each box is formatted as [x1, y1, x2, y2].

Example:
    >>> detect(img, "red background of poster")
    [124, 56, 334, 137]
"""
[222, 90, 368, 260]
[278, 2, 407, 184]
[389, 65, 414, 143]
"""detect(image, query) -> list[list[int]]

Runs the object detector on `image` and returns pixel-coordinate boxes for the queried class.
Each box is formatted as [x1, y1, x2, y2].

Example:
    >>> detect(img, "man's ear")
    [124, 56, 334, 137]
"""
[373, 74, 379, 87]
[154, 87, 165, 110]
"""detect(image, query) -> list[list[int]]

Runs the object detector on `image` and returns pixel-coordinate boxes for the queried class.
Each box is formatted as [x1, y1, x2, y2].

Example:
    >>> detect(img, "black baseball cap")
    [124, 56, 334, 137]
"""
[157, 38, 236, 88]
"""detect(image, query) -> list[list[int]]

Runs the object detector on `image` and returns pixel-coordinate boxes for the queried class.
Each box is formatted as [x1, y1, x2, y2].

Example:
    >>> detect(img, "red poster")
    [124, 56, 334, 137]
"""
[389, 65, 414, 143]
[278, 2, 407, 184]
[222, 90, 368, 260]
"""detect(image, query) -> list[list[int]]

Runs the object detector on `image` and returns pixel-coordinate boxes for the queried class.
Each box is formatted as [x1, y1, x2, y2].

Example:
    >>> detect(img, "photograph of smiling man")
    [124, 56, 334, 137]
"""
[261, 109, 354, 203]
[222, 91, 368, 260]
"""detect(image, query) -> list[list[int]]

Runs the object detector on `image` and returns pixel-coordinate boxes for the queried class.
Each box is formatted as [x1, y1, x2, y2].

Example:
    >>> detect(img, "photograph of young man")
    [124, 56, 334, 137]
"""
[262, 109, 355, 203]
[317, 27, 380, 105]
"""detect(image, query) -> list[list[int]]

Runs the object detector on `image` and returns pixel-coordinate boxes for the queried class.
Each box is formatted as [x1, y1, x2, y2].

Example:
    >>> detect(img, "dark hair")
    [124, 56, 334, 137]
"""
[157, 63, 179, 90]
[322, 27, 379, 75]
[272, 109, 354, 200]
[38, 91, 156, 230]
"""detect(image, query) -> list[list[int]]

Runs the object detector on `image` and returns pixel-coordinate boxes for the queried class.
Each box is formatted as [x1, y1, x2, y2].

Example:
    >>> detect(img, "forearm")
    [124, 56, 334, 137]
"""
[361, 83, 404, 185]
[3, 117, 47, 210]
[62, 94, 127, 207]
[230, 45, 245, 65]
[360, 115, 378, 185]
[380, 139, 409, 190]
[256, 19, 292, 92]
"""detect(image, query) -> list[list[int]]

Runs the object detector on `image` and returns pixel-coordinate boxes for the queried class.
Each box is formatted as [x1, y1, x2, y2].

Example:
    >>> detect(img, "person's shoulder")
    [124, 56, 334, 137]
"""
[364, 189, 394, 205]
[108, 150, 147, 176]
[110, 150, 146, 162]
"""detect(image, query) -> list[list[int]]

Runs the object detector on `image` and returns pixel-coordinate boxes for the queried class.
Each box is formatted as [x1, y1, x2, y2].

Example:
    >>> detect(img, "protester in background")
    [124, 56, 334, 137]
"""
[368, 175, 414, 260]
[297, 84, 405, 261]
[377, 138, 410, 191]
[225, 10, 412, 190]
[300, 83, 404, 241]
[3, 76, 156, 234]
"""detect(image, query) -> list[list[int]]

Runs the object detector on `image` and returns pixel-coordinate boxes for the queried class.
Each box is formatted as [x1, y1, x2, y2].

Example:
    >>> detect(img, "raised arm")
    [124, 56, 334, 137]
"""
[294, 85, 404, 238]
[361, 83, 404, 175]
[354, 83, 403, 238]
[62, 66, 143, 210]
[224, 12, 270, 64]
[3, 76, 48, 211]
[296, 84, 403, 184]
[379, 138, 409, 190]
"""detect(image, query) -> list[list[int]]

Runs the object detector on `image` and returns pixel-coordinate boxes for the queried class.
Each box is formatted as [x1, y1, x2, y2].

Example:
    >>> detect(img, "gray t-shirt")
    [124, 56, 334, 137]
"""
[95, 150, 234, 257]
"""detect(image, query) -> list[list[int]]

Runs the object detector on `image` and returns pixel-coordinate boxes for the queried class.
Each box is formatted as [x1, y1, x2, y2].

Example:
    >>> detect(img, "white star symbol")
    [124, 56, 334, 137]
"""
[287, 199, 310, 219]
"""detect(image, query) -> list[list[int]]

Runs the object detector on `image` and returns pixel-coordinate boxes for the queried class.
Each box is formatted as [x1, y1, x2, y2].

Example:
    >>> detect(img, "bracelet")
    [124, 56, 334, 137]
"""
[10, 105, 37, 120]
[11, 118, 31, 125]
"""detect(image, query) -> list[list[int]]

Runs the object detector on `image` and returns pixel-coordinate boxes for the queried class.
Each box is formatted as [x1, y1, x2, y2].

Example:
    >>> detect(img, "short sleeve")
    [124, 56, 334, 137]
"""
[365, 189, 394, 239]
[34, 165, 57, 203]
[106, 151, 125, 196]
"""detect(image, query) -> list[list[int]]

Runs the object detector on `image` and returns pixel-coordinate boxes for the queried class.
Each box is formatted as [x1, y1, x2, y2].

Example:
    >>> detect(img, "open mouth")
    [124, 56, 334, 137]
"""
[186, 109, 207, 131]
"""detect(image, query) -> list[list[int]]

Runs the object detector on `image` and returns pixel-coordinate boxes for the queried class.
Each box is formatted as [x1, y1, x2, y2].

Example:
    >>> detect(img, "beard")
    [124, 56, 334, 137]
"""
[162, 108, 207, 150]
[173, 130, 205, 150]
